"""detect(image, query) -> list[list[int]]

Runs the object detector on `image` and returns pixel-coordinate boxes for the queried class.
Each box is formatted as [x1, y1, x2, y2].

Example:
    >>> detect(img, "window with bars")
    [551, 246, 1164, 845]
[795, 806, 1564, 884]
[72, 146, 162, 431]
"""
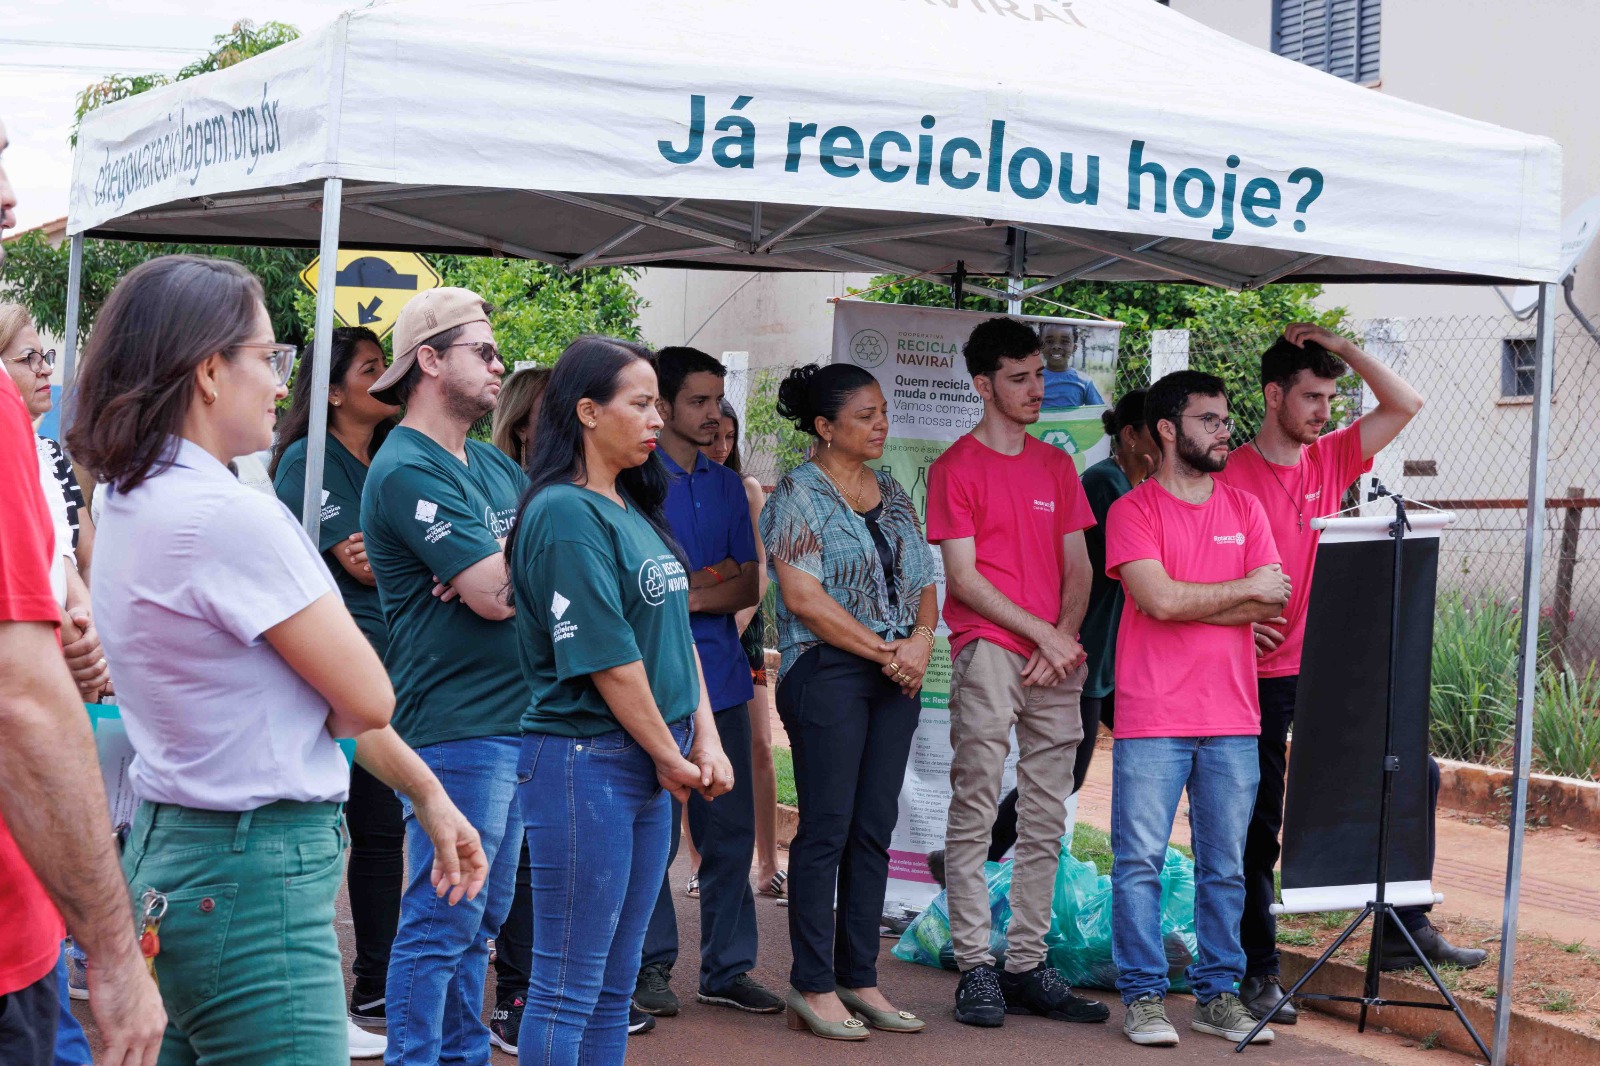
[1501, 338, 1537, 398]
[1273, 0, 1381, 85]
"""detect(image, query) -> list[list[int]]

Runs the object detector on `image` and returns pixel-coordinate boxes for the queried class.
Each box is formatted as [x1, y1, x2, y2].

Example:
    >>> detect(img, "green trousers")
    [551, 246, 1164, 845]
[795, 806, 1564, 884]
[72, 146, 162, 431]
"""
[122, 799, 348, 1066]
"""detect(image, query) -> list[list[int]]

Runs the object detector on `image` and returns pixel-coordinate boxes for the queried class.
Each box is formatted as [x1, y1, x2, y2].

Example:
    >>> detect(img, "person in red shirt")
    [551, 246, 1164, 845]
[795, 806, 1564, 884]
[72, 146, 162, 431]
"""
[926, 317, 1108, 1030]
[1105, 371, 1290, 1048]
[0, 116, 166, 1066]
[1216, 325, 1476, 1023]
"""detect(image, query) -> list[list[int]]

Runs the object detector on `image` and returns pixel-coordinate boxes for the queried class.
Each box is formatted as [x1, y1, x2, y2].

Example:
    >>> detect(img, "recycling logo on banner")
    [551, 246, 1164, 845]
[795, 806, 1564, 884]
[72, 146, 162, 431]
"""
[299, 251, 443, 341]
[849, 328, 889, 369]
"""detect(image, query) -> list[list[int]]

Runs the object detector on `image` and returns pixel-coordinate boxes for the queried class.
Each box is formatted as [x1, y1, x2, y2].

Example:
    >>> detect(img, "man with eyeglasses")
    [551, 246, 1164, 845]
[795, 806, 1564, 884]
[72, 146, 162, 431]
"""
[1214, 327, 1459, 1024]
[360, 288, 531, 1064]
[1103, 371, 1290, 1049]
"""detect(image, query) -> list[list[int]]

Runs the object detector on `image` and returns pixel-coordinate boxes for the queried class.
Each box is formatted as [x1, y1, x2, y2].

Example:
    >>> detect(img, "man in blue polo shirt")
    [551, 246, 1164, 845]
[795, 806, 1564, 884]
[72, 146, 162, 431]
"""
[632, 347, 784, 1018]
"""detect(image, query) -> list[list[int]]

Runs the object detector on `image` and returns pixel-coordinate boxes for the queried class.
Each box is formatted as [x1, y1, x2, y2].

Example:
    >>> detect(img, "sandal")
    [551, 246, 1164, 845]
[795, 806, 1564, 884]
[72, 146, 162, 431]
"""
[759, 869, 789, 906]
[685, 873, 699, 898]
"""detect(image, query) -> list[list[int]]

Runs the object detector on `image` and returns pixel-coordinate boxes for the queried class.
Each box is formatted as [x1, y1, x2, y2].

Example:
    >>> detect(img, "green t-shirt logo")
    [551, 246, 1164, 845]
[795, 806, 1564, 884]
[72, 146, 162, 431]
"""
[638, 557, 667, 606]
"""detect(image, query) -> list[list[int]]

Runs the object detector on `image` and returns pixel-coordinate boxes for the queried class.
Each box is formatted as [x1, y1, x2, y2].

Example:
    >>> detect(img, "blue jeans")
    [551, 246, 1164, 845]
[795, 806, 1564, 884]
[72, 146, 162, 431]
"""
[53, 944, 91, 1066]
[516, 720, 692, 1066]
[1111, 736, 1259, 1004]
[385, 736, 523, 1065]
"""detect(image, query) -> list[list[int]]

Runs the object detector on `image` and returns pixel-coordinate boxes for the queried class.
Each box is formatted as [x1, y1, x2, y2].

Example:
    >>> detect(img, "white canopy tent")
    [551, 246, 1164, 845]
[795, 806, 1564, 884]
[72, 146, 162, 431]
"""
[63, 1, 1563, 1061]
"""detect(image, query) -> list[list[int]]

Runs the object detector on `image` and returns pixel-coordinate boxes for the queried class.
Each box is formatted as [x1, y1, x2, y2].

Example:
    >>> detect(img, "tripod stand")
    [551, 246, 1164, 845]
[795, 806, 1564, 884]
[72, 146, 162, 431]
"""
[1236, 483, 1489, 1060]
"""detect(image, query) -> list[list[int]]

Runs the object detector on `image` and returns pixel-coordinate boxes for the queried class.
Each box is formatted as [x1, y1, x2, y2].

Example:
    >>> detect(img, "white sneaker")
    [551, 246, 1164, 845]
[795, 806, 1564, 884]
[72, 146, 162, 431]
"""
[347, 1018, 386, 1059]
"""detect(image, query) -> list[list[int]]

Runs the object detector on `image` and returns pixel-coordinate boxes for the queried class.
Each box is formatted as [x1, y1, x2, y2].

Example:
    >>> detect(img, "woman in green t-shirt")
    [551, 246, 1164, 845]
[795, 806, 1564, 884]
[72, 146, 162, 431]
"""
[504, 336, 734, 1064]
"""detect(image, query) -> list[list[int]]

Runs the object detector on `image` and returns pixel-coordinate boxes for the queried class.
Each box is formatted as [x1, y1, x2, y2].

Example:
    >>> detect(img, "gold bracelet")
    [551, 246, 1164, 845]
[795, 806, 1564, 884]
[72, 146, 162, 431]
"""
[913, 624, 936, 649]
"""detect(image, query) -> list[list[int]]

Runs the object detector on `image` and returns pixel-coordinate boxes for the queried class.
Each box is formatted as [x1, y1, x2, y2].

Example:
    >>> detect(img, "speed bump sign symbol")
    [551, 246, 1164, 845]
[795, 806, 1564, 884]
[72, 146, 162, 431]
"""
[299, 251, 443, 341]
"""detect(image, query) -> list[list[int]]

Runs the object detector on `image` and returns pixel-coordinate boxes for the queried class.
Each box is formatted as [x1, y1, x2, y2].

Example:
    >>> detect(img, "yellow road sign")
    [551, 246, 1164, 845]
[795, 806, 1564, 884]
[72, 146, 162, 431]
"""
[299, 251, 443, 341]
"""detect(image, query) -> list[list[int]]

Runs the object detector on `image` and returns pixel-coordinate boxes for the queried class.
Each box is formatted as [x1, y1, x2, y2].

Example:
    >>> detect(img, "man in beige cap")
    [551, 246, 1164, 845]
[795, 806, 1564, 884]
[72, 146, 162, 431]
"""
[359, 288, 532, 1063]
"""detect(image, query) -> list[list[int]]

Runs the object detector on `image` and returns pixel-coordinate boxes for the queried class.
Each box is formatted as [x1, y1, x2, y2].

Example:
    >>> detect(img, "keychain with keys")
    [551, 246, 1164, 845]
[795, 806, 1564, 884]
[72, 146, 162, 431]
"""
[138, 888, 168, 981]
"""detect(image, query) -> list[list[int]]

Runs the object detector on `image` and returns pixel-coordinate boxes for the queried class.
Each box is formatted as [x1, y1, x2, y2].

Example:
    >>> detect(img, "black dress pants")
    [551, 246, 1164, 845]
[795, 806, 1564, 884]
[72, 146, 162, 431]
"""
[777, 645, 920, 993]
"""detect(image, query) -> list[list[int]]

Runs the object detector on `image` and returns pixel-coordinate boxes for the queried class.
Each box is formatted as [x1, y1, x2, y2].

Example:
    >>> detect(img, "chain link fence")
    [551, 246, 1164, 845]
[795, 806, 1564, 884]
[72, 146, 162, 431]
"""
[729, 311, 1600, 777]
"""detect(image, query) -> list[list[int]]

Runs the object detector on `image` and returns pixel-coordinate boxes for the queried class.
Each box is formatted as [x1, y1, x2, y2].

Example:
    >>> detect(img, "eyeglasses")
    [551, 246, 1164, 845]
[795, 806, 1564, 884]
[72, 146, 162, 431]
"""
[232, 342, 299, 386]
[1183, 413, 1237, 436]
[443, 341, 503, 368]
[6, 348, 55, 373]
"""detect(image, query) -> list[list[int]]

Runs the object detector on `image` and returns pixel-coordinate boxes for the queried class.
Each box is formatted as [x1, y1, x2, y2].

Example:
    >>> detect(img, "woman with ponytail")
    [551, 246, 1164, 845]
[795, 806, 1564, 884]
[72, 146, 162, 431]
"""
[759, 363, 936, 1040]
[504, 336, 734, 1064]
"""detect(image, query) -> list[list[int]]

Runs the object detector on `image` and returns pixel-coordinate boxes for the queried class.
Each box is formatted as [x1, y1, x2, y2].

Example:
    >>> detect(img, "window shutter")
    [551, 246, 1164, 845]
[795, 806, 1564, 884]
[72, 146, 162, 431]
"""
[1273, 0, 1380, 85]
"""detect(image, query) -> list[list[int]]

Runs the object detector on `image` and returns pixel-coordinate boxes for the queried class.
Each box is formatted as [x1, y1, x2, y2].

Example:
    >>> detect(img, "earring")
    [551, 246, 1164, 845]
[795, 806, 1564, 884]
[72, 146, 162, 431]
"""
[203, 391, 216, 405]
[332, 399, 342, 408]
[587, 421, 597, 429]
[825, 438, 832, 449]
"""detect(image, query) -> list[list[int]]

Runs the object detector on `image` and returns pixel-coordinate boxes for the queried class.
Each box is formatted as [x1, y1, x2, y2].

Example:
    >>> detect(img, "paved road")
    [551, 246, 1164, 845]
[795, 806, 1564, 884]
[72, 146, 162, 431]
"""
[69, 849, 1468, 1066]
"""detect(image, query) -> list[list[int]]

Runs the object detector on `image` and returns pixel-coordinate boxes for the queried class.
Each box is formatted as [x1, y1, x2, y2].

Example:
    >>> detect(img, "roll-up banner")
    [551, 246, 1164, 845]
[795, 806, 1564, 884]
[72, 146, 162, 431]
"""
[829, 300, 1122, 916]
[1278, 511, 1454, 915]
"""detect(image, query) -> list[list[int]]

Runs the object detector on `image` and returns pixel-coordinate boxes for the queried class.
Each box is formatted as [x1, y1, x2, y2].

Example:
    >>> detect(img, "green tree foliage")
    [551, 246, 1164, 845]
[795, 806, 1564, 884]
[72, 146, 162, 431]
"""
[70, 21, 301, 145]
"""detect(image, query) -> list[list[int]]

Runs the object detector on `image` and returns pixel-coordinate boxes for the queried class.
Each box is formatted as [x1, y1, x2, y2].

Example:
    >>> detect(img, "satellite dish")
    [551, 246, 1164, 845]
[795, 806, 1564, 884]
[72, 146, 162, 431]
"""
[1499, 194, 1600, 316]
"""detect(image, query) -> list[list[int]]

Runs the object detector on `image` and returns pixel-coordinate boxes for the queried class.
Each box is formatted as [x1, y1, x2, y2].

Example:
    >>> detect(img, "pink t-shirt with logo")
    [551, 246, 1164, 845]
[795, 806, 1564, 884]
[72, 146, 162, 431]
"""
[926, 433, 1096, 660]
[1215, 424, 1371, 677]
[1105, 478, 1280, 738]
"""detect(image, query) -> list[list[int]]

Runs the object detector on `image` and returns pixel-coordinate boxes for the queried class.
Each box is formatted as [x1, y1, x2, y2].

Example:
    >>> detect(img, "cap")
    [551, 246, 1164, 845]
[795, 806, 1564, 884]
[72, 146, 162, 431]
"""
[368, 287, 491, 404]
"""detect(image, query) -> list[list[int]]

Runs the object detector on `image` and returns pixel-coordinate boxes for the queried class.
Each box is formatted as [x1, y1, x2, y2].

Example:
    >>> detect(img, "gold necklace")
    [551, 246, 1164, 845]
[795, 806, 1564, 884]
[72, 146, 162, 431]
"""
[817, 458, 869, 512]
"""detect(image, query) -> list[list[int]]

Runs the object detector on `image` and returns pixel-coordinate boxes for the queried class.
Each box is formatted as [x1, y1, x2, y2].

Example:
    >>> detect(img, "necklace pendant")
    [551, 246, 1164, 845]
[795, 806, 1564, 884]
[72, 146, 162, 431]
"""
[1298, 515, 1304, 532]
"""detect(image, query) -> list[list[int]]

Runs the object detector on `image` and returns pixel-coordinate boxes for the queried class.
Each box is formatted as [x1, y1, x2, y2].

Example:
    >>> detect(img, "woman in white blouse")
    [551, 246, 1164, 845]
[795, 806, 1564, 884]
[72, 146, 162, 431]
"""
[67, 255, 490, 1065]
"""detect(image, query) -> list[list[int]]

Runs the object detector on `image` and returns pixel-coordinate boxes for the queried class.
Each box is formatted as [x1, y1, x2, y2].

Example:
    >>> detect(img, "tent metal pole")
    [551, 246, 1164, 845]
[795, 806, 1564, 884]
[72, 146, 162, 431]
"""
[301, 177, 344, 543]
[1490, 281, 1556, 1066]
[60, 234, 85, 423]
[1006, 227, 1025, 314]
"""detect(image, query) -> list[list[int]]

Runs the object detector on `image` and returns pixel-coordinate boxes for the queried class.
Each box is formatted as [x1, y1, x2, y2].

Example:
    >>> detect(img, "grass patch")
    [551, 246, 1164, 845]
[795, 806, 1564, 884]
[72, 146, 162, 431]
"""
[1070, 822, 1115, 876]
[1277, 927, 1317, 947]
[773, 746, 796, 807]
[1542, 988, 1577, 1013]
[1560, 940, 1587, 955]
[1419, 1029, 1442, 1051]
[1317, 910, 1356, 930]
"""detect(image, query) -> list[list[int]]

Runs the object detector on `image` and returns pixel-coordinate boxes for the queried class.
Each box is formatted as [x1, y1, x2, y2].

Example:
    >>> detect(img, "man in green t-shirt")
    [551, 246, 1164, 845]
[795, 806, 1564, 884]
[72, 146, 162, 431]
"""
[360, 288, 529, 1065]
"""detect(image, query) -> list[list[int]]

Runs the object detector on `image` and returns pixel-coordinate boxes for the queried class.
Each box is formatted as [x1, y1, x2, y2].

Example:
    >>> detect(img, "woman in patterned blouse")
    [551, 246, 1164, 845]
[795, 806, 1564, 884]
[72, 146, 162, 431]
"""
[760, 363, 937, 1041]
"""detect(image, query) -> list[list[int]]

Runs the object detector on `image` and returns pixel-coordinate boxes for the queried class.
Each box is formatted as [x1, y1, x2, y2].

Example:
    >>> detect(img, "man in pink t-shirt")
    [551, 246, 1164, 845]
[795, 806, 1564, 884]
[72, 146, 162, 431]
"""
[1216, 325, 1479, 1023]
[1104, 371, 1289, 1048]
[926, 317, 1108, 1030]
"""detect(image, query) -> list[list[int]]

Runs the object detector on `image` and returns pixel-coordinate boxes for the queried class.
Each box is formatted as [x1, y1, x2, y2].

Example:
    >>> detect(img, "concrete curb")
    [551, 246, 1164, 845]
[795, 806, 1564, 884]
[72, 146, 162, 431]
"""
[1280, 948, 1599, 1063]
[1437, 756, 1600, 834]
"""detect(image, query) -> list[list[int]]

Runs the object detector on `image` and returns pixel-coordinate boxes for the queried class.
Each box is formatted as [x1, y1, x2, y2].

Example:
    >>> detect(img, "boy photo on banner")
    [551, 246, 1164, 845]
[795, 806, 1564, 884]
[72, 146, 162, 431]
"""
[829, 299, 1122, 917]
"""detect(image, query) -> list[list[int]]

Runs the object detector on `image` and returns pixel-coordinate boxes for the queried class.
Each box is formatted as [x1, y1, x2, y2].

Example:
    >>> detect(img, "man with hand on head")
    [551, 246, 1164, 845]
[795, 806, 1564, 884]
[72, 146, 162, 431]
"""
[360, 289, 531, 1064]
[1105, 371, 1288, 1049]
[927, 317, 1109, 1031]
[634, 346, 782, 1020]
[1217, 325, 1469, 1025]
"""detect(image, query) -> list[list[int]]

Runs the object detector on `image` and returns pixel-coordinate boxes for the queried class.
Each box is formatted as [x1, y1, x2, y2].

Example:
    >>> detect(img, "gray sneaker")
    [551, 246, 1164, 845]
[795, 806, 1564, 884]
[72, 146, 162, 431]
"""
[1192, 992, 1274, 1044]
[1122, 994, 1179, 1046]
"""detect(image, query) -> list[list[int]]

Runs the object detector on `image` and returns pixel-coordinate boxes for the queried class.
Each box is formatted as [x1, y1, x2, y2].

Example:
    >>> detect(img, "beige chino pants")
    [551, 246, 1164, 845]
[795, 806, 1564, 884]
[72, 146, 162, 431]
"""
[944, 639, 1086, 973]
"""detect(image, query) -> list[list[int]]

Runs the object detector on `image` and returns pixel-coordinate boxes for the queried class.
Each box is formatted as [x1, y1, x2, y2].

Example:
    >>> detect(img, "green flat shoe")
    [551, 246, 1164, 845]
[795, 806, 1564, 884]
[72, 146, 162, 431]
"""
[784, 988, 870, 1041]
[836, 986, 926, 1033]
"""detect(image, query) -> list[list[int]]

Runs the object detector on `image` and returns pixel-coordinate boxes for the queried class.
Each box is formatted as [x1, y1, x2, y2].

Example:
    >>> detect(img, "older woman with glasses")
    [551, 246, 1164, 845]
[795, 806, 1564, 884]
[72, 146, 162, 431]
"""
[68, 255, 490, 1065]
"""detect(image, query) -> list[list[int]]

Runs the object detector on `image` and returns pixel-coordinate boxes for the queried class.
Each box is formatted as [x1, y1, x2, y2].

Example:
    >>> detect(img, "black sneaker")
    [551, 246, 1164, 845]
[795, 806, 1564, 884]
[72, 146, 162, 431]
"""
[954, 963, 1006, 1027]
[489, 995, 523, 1055]
[349, 989, 387, 1030]
[628, 1006, 656, 1035]
[697, 973, 785, 1014]
[633, 962, 679, 1017]
[1000, 964, 1110, 1023]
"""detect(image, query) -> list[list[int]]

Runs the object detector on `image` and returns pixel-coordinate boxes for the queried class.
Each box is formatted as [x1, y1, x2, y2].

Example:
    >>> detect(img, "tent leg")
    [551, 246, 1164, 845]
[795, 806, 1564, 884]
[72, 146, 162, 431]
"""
[1006, 227, 1025, 314]
[59, 234, 84, 426]
[1491, 282, 1556, 1066]
[301, 177, 344, 542]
